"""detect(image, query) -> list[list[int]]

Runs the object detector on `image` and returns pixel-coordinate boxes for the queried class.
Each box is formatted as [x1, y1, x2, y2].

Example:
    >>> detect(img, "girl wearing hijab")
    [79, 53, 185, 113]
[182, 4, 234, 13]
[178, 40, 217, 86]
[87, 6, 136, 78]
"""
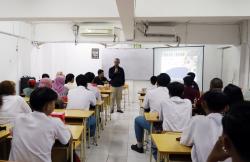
[52, 76, 69, 97]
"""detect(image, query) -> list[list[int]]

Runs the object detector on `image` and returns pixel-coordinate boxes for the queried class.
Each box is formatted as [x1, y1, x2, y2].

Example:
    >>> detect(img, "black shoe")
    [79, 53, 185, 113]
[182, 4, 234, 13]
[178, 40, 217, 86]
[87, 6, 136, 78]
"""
[117, 110, 124, 113]
[131, 144, 144, 153]
[110, 110, 114, 114]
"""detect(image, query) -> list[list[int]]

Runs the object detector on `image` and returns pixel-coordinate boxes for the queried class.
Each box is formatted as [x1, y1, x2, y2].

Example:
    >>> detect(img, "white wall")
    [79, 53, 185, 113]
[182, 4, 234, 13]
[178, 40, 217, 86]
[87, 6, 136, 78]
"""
[31, 43, 105, 80]
[222, 46, 241, 86]
[0, 21, 33, 92]
[33, 23, 240, 45]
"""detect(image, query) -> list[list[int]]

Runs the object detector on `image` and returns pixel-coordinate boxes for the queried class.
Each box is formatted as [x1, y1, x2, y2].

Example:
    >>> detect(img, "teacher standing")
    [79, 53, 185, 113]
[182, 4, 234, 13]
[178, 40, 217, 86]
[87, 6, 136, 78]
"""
[109, 58, 125, 113]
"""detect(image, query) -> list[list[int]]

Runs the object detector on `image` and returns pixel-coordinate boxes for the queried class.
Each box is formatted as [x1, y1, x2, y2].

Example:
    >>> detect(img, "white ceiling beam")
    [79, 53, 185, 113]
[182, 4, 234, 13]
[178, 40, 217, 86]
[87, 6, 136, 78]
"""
[116, 0, 134, 41]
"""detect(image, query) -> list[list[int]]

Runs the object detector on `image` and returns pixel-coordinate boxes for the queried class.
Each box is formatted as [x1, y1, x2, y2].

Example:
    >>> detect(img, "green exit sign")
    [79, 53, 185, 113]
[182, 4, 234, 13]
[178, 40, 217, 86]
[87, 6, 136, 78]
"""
[133, 43, 142, 48]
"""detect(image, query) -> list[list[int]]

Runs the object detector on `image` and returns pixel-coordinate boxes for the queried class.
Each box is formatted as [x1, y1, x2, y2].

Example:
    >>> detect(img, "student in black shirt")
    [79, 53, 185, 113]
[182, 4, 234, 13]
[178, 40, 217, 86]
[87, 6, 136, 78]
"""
[93, 69, 108, 85]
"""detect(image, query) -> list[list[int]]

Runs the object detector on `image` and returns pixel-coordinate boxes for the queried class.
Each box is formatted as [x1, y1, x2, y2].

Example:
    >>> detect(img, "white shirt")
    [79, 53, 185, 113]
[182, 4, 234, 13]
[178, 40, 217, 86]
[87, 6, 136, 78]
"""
[143, 87, 170, 120]
[0, 95, 31, 125]
[9, 111, 71, 162]
[67, 86, 96, 110]
[162, 96, 192, 132]
[180, 113, 231, 162]
[87, 83, 101, 101]
[64, 82, 76, 90]
[146, 85, 157, 92]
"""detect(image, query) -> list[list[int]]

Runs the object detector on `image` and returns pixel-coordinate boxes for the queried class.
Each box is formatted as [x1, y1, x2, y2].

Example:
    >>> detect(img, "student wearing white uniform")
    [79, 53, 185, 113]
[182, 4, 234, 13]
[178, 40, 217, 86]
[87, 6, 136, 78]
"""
[131, 73, 171, 153]
[146, 76, 157, 92]
[85, 72, 102, 101]
[181, 91, 231, 162]
[208, 102, 250, 162]
[152, 82, 192, 160]
[9, 87, 71, 162]
[162, 81, 192, 132]
[67, 74, 96, 136]
[0, 81, 31, 125]
[65, 73, 76, 90]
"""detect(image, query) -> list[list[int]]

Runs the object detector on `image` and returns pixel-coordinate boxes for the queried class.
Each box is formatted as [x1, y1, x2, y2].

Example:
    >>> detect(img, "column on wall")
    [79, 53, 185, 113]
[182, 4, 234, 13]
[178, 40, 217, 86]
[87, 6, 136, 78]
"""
[239, 20, 250, 89]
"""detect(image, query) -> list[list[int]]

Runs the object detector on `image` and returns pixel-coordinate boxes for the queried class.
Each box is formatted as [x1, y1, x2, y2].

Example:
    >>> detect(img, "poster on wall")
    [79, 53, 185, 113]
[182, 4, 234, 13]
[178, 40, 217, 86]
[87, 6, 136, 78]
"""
[91, 48, 99, 59]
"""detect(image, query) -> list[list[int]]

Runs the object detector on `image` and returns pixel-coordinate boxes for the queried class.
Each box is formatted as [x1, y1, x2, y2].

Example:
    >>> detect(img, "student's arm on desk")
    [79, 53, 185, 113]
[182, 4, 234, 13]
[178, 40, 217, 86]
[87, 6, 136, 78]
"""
[180, 117, 197, 146]
[54, 118, 72, 145]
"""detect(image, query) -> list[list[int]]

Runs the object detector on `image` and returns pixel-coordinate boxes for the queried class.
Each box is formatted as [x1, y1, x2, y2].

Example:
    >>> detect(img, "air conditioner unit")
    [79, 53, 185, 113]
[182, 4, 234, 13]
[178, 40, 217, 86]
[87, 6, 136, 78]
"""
[79, 26, 115, 37]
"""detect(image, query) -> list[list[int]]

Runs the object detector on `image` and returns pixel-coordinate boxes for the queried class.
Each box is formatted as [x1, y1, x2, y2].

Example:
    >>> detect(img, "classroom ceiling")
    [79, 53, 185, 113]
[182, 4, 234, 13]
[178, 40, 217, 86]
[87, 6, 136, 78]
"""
[0, 0, 250, 41]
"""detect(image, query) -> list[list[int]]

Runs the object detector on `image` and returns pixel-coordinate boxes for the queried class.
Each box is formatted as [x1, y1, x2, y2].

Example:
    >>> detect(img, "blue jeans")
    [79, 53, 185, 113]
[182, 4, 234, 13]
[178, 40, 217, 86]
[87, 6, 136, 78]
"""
[134, 116, 150, 143]
[87, 116, 96, 137]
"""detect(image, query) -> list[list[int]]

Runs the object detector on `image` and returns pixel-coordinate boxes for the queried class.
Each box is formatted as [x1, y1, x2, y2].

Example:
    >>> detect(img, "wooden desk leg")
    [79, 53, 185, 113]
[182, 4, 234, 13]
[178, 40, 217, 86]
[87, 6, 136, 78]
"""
[82, 122, 86, 162]
[156, 151, 160, 162]
[150, 122, 153, 162]
[105, 99, 107, 125]
[109, 95, 112, 121]
[71, 142, 74, 162]
[96, 106, 100, 138]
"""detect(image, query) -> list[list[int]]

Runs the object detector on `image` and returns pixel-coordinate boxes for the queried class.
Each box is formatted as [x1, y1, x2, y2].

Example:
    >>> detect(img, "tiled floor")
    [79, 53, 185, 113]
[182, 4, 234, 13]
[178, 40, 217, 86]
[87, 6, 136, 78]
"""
[85, 102, 150, 162]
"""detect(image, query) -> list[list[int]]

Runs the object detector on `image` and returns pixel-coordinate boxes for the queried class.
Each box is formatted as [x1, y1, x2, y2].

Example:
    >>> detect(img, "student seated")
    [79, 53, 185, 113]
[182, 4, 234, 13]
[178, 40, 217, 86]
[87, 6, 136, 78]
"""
[67, 74, 96, 137]
[39, 78, 53, 88]
[42, 73, 50, 78]
[207, 101, 250, 162]
[183, 75, 200, 103]
[93, 69, 108, 85]
[152, 81, 192, 159]
[0, 81, 31, 125]
[162, 82, 192, 132]
[52, 76, 69, 97]
[9, 87, 71, 162]
[131, 73, 171, 153]
[85, 72, 101, 101]
[65, 73, 76, 90]
[187, 72, 200, 92]
[146, 76, 157, 92]
[194, 78, 223, 115]
[223, 84, 244, 106]
[23, 79, 36, 97]
[180, 91, 230, 162]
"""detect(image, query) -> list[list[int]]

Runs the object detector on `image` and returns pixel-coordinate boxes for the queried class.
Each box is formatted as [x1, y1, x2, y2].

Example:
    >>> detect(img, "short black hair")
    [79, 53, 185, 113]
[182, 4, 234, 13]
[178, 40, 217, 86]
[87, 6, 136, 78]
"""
[203, 91, 228, 113]
[85, 72, 95, 83]
[65, 73, 75, 84]
[98, 69, 104, 75]
[210, 78, 223, 90]
[183, 76, 193, 87]
[223, 84, 244, 105]
[222, 101, 250, 161]
[168, 82, 184, 97]
[42, 73, 50, 78]
[76, 74, 88, 87]
[150, 76, 157, 85]
[157, 73, 171, 87]
[30, 87, 58, 112]
[187, 72, 195, 80]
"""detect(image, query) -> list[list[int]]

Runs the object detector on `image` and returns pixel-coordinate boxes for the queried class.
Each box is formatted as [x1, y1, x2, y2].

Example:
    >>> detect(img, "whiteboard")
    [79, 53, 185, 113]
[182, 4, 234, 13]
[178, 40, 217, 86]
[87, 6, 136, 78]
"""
[101, 48, 153, 80]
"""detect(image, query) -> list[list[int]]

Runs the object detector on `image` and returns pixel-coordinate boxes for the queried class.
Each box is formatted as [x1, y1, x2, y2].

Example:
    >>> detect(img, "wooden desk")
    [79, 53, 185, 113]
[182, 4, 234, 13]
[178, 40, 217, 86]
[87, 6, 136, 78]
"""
[0, 125, 11, 142]
[138, 91, 146, 96]
[101, 93, 111, 122]
[53, 109, 94, 162]
[23, 97, 30, 103]
[96, 100, 104, 138]
[67, 125, 84, 162]
[144, 112, 160, 162]
[151, 132, 191, 162]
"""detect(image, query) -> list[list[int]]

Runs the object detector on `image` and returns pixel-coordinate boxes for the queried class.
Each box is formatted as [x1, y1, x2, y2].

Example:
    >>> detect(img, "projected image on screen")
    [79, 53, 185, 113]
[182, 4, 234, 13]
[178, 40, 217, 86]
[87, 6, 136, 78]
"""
[154, 47, 203, 88]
